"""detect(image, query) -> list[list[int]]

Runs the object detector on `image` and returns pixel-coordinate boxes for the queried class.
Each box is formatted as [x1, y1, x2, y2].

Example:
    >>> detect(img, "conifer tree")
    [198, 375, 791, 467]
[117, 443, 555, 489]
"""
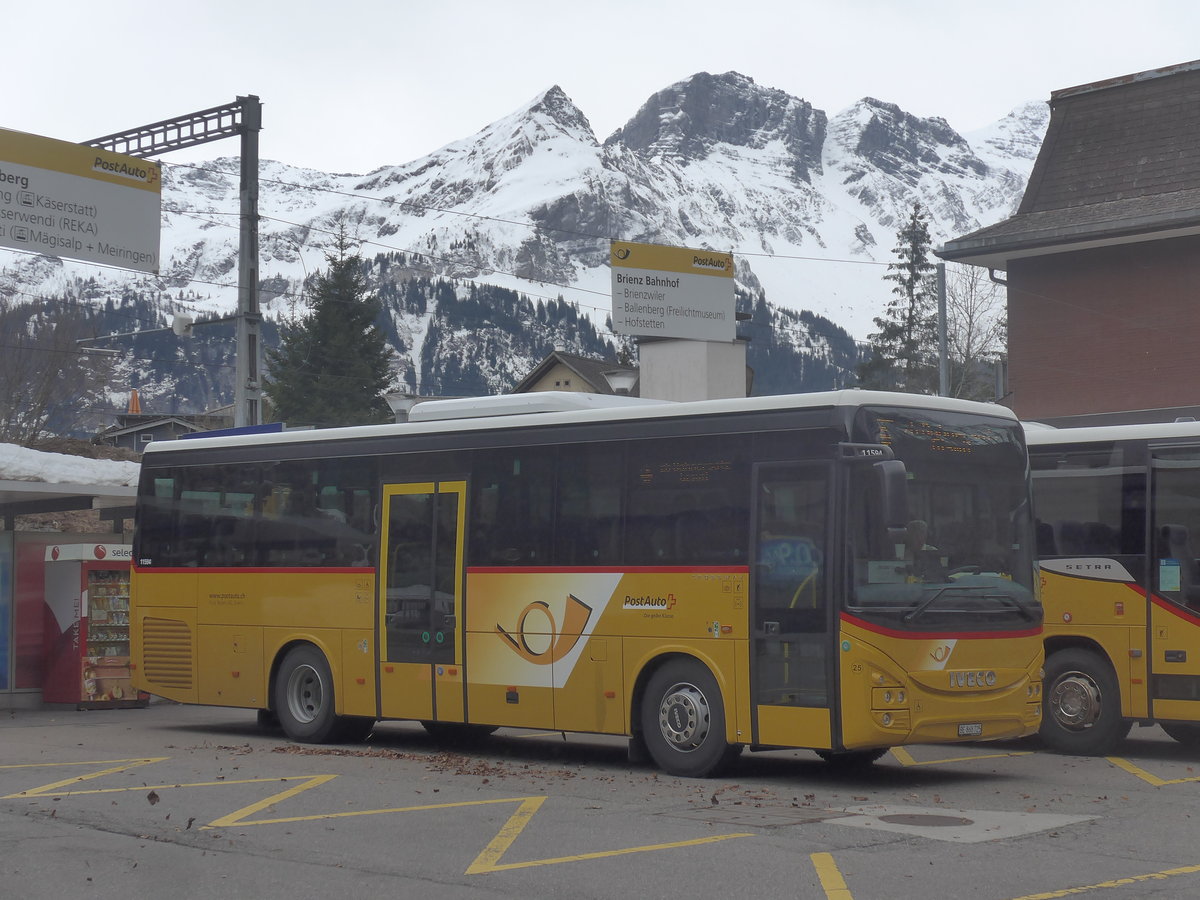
[857, 202, 940, 393]
[264, 234, 395, 427]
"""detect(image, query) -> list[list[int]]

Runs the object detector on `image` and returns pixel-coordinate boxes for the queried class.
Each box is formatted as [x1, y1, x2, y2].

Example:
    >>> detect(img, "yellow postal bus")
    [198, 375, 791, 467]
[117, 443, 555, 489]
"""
[1028, 420, 1200, 753]
[131, 390, 1042, 777]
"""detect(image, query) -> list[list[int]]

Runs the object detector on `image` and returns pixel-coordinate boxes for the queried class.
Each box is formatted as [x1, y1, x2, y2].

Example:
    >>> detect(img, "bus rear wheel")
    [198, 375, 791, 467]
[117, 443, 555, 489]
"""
[274, 644, 373, 743]
[1041, 647, 1129, 755]
[640, 659, 739, 778]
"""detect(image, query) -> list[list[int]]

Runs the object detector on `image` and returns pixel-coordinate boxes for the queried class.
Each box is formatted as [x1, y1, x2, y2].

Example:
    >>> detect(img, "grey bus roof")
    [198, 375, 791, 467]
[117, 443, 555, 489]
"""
[407, 391, 666, 422]
[1024, 419, 1200, 446]
[142, 390, 1019, 458]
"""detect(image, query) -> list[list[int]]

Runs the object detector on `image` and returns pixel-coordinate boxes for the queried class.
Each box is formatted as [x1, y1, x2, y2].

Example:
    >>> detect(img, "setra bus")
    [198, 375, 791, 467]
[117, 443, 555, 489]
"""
[1028, 419, 1200, 753]
[130, 390, 1043, 777]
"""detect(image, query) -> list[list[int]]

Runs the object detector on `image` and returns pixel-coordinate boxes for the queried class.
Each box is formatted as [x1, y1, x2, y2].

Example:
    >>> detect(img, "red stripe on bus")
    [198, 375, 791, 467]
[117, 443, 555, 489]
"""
[840, 611, 1042, 641]
[132, 566, 374, 575]
[134, 565, 748, 576]
[1150, 593, 1200, 625]
[466, 566, 750, 575]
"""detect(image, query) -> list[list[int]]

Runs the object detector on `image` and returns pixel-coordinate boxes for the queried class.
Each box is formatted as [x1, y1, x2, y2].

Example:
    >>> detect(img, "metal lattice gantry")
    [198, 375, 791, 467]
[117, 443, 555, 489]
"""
[83, 96, 263, 428]
[85, 96, 261, 159]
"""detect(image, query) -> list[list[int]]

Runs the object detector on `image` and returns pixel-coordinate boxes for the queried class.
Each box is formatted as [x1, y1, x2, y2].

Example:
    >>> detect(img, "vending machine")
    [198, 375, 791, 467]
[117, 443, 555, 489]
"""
[42, 543, 148, 708]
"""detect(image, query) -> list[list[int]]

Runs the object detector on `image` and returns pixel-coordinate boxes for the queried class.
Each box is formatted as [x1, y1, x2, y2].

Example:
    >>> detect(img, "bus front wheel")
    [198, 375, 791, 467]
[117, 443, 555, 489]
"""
[274, 645, 373, 744]
[640, 659, 739, 778]
[1041, 647, 1129, 755]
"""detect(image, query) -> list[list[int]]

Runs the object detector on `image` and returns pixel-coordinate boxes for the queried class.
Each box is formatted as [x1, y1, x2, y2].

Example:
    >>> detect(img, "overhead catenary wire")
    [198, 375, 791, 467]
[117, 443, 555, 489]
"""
[0, 153, 1022, 356]
[3, 149, 898, 317]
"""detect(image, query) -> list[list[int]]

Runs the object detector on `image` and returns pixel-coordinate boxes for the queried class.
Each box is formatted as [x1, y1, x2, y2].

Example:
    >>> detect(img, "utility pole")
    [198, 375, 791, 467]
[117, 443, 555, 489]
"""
[937, 263, 949, 397]
[235, 97, 262, 427]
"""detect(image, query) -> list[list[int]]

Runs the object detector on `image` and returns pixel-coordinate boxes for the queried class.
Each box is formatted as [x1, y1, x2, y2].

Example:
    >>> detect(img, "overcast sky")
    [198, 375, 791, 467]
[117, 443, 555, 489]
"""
[8, 1, 1200, 174]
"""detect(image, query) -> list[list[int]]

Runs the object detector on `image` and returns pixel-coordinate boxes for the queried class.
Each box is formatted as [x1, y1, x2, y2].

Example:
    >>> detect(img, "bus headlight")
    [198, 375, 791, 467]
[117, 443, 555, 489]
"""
[872, 709, 911, 729]
[872, 687, 910, 709]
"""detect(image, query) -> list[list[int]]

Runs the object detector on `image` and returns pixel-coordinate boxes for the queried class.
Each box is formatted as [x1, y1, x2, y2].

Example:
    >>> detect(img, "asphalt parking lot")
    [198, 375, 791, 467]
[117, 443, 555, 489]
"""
[4, 702, 1200, 899]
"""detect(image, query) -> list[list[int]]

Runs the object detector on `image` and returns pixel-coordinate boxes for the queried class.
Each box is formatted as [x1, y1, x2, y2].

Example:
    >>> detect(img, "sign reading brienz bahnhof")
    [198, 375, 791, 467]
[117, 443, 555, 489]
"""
[610, 240, 735, 341]
[0, 128, 161, 274]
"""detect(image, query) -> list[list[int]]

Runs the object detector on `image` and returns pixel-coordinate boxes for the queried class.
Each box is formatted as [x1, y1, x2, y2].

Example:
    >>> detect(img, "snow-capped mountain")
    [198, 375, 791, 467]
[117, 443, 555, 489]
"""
[1, 71, 1047, 420]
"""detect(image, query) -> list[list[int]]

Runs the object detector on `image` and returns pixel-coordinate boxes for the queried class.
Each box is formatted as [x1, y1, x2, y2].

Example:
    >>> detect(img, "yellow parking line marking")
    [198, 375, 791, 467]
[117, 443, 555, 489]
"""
[469, 832, 753, 874]
[6, 757, 753, 873]
[1107, 756, 1169, 786]
[204, 774, 340, 828]
[0, 758, 162, 771]
[465, 796, 546, 873]
[811, 852, 854, 900]
[2, 758, 170, 798]
[210, 786, 526, 829]
[890, 747, 1032, 767]
[1106, 756, 1200, 786]
[8, 773, 336, 801]
[466, 796, 753, 874]
[1007, 861, 1200, 899]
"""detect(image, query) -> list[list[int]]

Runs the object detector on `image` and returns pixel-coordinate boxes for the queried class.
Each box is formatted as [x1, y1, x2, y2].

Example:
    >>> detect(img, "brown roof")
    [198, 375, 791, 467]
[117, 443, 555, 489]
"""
[939, 60, 1200, 268]
[512, 351, 638, 395]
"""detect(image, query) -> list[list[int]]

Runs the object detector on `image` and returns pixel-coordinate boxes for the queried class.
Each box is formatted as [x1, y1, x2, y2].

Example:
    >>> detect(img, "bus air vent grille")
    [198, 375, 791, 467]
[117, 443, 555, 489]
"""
[142, 617, 193, 689]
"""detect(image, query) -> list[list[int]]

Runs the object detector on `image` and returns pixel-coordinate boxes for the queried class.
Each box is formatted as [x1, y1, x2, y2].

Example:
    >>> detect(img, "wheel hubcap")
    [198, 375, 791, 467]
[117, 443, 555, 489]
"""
[657, 681, 710, 751]
[1049, 671, 1101, 730]
[286, 663, 323, 725]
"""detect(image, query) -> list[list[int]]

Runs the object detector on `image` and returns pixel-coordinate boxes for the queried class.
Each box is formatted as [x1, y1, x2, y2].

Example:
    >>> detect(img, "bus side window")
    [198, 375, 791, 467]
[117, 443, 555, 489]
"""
[1036, 520, 1057, 556]
[137, 474, 184, 566]
[624, 437, 748, 566]
[1160, 524, 1200, 609]
[314, 464, 377, 567]
[1152, 449, 1200, 608]
[556, 444, 622, 566]
[174, 464, 258, 567]
[468, 449, 553, 565]
[1030, 445, 1136, 561]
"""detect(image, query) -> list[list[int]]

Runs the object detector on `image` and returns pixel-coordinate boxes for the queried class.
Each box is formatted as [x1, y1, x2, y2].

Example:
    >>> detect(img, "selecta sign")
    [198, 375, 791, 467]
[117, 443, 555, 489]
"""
[0, 128, 161, 274]
[610, 240, 735, 341]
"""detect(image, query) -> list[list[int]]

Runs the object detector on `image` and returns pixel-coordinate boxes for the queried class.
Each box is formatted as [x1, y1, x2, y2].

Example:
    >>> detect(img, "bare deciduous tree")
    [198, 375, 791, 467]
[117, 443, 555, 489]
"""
[0, 297, 116, 445]
[945, 264, 1006, 402]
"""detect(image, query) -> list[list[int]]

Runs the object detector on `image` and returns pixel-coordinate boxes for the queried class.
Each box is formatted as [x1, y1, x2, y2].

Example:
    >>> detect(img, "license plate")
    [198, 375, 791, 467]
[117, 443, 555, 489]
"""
[958, 723, 983, 737]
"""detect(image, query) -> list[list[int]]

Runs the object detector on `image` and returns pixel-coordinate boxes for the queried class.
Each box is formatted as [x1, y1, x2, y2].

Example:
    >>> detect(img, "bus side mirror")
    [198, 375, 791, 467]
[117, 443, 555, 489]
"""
[875, 459, 910, 535]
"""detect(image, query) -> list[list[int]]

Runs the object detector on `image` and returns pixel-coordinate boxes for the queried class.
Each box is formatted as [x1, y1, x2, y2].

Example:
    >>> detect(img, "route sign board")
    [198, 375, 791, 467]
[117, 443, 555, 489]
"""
[0, 128, 161, 274]
[610, 240, 735, 341]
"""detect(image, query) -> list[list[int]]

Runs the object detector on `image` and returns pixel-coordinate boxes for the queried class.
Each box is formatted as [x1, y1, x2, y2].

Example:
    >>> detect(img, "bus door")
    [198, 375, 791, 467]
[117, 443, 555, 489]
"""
[1149, 447, 1200, 723]
[377, 481, 466, 723]
[750, 463, 834, 748]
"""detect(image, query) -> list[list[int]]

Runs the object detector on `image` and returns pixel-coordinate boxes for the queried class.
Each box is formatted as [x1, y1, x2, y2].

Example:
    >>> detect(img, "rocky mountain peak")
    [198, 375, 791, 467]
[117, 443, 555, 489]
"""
[964, 100, 1050, 165]
[606, 71, 826, 183]
[520, 85, 598, 143]
[830, 97, 978, 179]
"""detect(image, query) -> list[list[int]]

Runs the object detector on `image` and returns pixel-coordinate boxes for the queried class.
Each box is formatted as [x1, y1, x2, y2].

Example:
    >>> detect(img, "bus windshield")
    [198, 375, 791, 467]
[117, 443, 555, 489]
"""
[846, 407, 1040, 631]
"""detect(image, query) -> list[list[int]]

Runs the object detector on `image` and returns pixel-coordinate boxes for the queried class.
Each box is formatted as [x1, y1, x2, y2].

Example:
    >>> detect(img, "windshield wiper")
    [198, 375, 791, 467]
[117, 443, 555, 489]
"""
[902, 585, 1036, 624]
[902, 586, 954, 623]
